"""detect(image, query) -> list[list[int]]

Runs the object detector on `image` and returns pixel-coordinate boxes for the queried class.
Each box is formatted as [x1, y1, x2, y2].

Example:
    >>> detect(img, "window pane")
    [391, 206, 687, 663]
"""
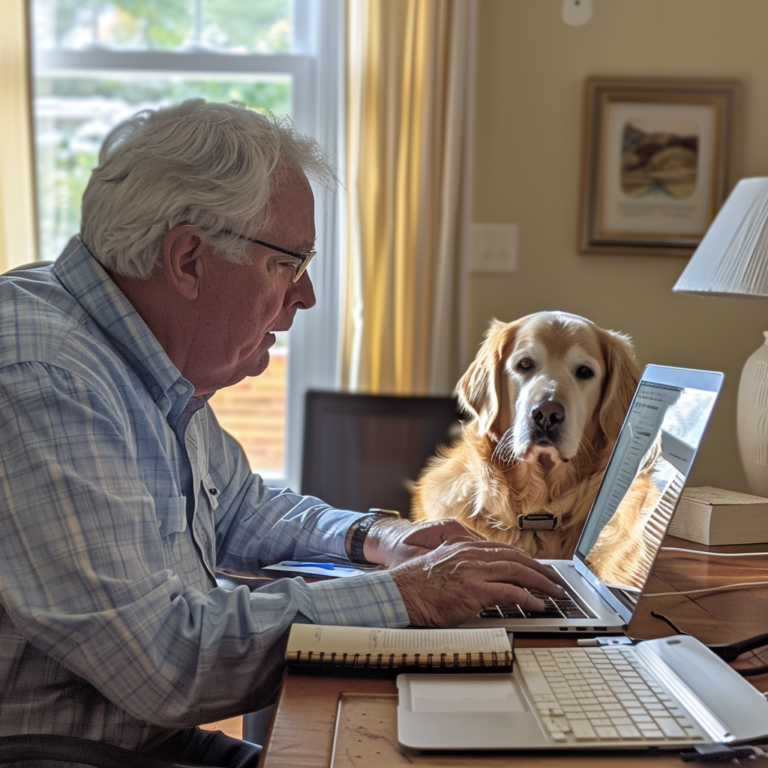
[209, 348, 288, 476]
[33, 72, 293, 478]
[33, 0, 294, 53]
[34, 75, 291, 259]
[202, 0, 294, 52]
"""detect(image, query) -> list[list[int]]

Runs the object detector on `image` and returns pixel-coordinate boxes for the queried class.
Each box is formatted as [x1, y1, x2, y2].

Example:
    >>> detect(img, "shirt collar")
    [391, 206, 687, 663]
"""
[53, 236, 196, 417]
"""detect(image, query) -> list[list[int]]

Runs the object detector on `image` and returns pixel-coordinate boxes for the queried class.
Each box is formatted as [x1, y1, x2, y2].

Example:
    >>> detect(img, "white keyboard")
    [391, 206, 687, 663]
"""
[515, 646, 705, 744]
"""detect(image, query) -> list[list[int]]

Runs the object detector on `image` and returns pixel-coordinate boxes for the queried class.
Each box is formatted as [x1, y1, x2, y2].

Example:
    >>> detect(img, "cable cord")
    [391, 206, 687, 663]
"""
[644, 580, 768, 598]
[649, 548, 768, 676]
[662, 546, 768, 558]
[681, 743, 768, 762]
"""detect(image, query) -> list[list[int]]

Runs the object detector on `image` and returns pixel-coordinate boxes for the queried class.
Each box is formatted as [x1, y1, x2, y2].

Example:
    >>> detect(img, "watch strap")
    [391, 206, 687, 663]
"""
[349, 509, 401, 565]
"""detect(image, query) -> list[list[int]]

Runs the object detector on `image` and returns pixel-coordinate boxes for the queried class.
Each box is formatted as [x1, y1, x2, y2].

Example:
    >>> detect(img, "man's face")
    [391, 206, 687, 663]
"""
[189, 166, 317, 395]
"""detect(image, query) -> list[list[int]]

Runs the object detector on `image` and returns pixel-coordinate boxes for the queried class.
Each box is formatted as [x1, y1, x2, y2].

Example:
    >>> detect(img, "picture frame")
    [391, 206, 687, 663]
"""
[578, 76, 743, 256]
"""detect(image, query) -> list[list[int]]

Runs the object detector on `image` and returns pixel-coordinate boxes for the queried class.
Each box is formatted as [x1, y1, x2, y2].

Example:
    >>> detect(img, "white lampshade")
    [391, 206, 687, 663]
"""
[673, 177, 768, 299]
[674, 177, 768, 497]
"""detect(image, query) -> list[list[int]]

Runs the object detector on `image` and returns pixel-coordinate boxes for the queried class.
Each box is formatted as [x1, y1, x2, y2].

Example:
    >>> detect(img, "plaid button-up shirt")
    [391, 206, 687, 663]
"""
[0, 237, 407, 752]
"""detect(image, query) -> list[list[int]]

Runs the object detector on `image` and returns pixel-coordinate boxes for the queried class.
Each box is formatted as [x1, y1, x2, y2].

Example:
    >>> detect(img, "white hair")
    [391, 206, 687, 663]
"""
[80, 100, 335, 279]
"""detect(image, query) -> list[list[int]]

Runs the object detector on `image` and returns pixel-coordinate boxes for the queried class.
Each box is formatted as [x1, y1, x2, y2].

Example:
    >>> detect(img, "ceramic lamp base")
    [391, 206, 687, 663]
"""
[737, 331, 768, 496]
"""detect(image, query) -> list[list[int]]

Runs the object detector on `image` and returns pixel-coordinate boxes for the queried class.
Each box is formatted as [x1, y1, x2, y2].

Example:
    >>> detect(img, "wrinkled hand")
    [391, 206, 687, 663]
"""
[363, 518, 484, 568]
[388, 540, 565, 627]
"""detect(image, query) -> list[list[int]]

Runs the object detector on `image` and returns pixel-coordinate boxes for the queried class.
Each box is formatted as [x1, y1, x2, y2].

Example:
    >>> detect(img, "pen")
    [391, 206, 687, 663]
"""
[280, 561, 337, 570]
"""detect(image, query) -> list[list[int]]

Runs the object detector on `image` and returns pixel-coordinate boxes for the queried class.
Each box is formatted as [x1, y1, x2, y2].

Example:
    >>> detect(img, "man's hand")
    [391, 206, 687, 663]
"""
[388, 540, 565, 627]
[362, 518, 484, 568]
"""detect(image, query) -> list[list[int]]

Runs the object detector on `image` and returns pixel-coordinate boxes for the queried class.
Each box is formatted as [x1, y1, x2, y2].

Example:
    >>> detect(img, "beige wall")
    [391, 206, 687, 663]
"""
[470, 0, 768, 492]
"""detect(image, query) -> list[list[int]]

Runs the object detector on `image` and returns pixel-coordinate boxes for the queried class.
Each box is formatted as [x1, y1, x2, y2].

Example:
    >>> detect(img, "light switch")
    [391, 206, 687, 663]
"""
[470, 223, 519, 273]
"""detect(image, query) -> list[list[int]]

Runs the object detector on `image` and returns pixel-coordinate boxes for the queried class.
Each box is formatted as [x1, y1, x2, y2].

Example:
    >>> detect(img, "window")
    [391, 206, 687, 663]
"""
[30, 0, 344, 487]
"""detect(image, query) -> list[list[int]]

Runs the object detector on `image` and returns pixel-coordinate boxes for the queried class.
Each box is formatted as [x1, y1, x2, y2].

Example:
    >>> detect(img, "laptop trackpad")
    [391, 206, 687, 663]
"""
[397, 674, 550, 751]
[407, 675, 526, 712]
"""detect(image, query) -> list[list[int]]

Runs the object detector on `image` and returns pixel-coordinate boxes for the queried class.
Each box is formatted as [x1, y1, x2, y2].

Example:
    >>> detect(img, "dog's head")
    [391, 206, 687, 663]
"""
[457, 312, 639, 469]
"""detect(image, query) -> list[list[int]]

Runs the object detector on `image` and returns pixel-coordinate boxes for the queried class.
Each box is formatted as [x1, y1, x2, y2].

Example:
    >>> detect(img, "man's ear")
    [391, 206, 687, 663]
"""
[160, 224, 206, 300]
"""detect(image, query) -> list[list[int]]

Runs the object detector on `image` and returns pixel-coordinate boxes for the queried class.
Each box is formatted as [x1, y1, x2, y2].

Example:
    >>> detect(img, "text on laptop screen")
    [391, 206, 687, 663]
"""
[574, 379, 718, 597]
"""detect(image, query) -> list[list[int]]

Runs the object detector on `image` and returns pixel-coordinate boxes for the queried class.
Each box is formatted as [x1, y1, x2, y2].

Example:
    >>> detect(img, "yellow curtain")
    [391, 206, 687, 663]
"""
[0, 0, 38, 272]
[343, 0, 476, 395]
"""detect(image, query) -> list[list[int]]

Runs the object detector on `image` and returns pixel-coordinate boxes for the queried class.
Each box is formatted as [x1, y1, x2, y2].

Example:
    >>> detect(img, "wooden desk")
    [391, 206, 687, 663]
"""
[259, 539, 768, 767]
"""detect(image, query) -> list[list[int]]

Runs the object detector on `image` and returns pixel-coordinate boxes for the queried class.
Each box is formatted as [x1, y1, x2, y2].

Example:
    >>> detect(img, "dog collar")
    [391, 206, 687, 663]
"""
[517, 513, 559, 531]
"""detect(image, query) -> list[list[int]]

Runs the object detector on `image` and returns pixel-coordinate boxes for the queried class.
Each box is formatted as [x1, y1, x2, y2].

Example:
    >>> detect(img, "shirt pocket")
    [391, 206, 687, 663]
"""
[154, 495, 209, 585]
[154, 495, 188, 538]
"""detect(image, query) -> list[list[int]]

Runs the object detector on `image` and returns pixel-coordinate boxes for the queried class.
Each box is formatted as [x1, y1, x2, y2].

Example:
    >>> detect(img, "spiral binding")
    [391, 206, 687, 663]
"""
[287, 649, 512, 669]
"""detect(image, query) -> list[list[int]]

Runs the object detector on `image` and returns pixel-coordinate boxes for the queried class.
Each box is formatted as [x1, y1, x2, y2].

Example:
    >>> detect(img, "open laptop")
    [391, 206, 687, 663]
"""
[461, 364, 724, 634]
[397, 634, 768, 752]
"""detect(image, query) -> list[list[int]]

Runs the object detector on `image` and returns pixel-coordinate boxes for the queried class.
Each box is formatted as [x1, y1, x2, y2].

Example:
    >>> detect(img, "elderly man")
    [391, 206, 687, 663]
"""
[0, 101, 561, 767]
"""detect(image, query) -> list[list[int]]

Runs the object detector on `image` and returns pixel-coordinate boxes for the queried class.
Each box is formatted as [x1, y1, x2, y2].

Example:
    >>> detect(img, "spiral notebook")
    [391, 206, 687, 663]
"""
[285, 624, 513, 673]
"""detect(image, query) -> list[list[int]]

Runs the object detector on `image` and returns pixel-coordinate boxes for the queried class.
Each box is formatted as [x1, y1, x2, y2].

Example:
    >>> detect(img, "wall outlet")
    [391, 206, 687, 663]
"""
[470, 223, 519, 273]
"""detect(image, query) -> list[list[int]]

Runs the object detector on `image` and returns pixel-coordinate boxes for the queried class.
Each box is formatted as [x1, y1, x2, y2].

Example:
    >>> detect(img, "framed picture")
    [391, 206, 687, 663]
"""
[578, 77, 743, 256]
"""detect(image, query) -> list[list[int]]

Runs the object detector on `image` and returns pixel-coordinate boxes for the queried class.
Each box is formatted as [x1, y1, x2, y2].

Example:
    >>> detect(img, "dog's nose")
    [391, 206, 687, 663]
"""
[531, 401, 565, 431]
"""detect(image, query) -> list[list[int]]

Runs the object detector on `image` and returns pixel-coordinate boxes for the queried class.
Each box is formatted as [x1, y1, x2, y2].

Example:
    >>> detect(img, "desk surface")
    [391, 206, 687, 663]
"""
[259, 539, 768, 768]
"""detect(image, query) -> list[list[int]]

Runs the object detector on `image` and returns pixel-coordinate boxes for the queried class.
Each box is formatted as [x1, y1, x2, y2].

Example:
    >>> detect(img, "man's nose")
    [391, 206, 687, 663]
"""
[287, 271, 317, 310]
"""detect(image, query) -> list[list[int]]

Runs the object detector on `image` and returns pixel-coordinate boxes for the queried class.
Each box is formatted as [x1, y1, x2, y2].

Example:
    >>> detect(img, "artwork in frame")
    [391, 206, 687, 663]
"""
[578, 77, 743, 256]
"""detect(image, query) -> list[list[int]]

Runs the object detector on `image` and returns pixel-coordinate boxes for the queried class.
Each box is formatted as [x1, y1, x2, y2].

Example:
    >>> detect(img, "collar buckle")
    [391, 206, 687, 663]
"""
[517, 513, 559, 531]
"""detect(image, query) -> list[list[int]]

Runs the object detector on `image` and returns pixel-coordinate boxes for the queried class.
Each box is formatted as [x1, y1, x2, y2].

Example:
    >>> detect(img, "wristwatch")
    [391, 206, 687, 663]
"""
[349, 508, 401, 564]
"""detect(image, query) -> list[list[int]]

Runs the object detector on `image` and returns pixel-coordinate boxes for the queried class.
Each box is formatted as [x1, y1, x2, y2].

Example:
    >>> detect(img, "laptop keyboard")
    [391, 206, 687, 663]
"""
[479, 588, 590, 620]
[516, 647, 704, 743]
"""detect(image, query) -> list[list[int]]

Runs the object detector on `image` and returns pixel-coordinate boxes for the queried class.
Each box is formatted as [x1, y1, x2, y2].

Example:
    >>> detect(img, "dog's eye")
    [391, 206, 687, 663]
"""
[575, 365, 595, 380]
[515, 358, 534, 372]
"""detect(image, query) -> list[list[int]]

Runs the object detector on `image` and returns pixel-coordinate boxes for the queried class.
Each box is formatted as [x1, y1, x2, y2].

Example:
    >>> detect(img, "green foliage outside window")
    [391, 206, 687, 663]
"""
[35, 0, 292, 52]
[35, 78, 291, 260]
[32, 0, 295, 259]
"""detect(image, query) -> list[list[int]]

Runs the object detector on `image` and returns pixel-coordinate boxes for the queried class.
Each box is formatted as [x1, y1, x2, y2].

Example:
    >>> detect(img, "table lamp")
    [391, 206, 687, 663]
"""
[673, 177, 768, 496]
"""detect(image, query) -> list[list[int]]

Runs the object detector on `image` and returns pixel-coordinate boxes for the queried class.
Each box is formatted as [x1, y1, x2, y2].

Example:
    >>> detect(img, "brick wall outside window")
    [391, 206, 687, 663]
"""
[209, 348, 287, 476]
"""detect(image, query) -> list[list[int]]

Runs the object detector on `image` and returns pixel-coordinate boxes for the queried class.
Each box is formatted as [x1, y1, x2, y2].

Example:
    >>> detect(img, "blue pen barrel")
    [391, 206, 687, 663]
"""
[281, 561, 336, 570]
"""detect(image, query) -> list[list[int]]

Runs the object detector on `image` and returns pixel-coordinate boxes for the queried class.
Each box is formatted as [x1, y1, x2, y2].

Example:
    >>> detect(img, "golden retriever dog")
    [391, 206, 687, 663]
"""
[411, 311, 640, 559]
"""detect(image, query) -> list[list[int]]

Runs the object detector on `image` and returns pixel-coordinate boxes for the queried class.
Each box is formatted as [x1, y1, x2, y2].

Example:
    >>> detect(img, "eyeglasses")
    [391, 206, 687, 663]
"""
[221, 229, 315, 283]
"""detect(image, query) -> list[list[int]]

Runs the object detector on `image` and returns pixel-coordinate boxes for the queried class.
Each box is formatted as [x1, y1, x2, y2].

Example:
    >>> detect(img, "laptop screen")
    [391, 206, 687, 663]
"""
[573, 365, 723, 609]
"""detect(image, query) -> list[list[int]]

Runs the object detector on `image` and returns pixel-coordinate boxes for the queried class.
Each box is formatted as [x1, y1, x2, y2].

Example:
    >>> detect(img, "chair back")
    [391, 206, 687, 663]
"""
[301, 391, 460, 517]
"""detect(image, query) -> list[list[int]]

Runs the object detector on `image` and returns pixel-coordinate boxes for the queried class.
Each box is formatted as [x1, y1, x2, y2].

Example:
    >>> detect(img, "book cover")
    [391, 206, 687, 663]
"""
[285, 624, 513, 673]
[668, 486, 768, 545]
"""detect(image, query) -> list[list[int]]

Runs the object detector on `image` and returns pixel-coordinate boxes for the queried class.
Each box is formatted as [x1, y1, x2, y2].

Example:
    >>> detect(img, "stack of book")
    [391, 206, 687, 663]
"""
[669, 486, 768, 545]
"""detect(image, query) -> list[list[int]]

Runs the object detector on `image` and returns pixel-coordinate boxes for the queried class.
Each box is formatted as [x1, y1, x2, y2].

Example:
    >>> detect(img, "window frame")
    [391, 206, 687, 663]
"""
[30, 0, 344, 490]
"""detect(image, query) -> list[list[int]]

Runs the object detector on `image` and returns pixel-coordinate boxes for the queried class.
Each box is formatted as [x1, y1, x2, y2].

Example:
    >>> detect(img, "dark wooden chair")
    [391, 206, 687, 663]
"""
[301, 390, 461, 518]
[0, 735, 200, 767]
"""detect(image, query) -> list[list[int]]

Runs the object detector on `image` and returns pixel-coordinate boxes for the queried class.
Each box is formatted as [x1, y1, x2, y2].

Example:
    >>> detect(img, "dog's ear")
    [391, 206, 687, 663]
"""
[597, 329, 640, 441]
[457, 319, 513, 441]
